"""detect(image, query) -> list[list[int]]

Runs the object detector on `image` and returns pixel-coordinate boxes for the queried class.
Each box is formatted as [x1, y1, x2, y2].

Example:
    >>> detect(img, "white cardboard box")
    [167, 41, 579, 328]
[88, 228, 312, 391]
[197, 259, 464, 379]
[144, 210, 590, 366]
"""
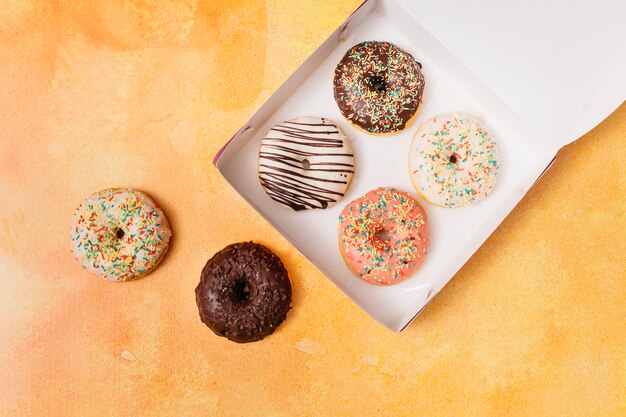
[213, 0, 626, 331]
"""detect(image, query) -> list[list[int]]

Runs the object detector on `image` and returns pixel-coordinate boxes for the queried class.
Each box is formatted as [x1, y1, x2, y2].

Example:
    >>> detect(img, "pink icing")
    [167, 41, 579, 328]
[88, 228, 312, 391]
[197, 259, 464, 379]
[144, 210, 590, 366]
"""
[338, 187, 430, 286]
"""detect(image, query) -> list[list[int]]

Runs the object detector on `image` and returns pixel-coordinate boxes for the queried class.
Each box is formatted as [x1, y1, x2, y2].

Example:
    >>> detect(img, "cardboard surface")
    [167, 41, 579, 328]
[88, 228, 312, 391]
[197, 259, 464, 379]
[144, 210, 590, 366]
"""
[401, 0, 626, 147]
[0, 1, 624, 415]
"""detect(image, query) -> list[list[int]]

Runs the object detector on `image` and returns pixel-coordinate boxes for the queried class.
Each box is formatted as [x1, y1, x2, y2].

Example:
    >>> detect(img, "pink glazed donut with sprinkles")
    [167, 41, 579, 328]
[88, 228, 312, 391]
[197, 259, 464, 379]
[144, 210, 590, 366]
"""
[70, 188, 172, 282]
[409, 113, 500, 207]
[338, 187, 430, 286]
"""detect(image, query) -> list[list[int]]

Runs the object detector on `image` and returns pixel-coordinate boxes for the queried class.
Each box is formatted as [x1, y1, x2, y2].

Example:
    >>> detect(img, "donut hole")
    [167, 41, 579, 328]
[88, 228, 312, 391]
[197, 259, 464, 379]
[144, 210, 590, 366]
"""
[302, 159, 311, 170]
[377, 229, 393, 243]
[113, 228, 125, 239]
[368, 75, 387, 93]
[449, 153, 460, 164]
[232, 277, 251, 303]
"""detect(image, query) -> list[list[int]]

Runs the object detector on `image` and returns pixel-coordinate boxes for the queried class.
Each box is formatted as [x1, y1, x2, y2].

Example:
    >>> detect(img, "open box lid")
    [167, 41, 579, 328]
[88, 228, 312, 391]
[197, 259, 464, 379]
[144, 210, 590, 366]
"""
[396, 0, 626, 150]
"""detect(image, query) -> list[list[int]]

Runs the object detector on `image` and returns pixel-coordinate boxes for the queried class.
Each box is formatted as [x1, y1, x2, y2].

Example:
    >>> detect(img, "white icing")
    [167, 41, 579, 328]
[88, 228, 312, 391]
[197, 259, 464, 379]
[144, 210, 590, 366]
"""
[70, 188, 172, 282]
[258, 116, 355, 211]
[409, 113, 500, 207]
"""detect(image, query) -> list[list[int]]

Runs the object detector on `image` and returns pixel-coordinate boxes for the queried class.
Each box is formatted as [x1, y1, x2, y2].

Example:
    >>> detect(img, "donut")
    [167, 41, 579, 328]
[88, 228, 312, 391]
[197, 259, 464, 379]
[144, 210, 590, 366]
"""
[70, 188, 172, 282]
[333, 41, 425, 135]
[258, 116, 355, 211]
[338, 187, 430, 286]
[195, 242, 292, 343]
[409, 113, 500, 207]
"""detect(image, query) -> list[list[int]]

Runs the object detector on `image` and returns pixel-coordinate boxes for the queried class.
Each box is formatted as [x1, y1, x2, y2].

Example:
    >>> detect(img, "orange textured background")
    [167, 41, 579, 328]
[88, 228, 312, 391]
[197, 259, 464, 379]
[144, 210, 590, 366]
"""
[0, 1, 624, 416]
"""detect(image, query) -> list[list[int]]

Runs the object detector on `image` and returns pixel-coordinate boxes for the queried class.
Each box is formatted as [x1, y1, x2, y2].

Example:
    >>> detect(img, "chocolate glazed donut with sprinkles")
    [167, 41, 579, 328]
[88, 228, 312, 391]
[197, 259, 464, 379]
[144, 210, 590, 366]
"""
[333, 41, 425, 135]
[338, 187, 430, 286]
[258, 116, 355, 211]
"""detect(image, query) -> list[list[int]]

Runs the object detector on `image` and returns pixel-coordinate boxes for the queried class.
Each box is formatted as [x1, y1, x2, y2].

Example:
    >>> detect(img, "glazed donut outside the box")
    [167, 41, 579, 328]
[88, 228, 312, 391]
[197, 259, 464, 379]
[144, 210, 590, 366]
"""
[195, 242, 292, 343]
[333, 41, 425, 135]
[338, 187, 430, 286]
[70, 188, 172, 282]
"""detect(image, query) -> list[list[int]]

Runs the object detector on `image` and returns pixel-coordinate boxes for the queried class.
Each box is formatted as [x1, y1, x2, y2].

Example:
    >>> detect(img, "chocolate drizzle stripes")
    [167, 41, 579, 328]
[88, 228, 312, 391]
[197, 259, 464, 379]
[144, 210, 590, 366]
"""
[258, 117, 355, 211]
[263, 138, 341, 148]
[284, 120, 336, 126]
[259, 154, 354, 172]
[260, 174, 342, 211]
[264, 125, 343, 147]
[259, 164, 349, 183]
[262, 144, 352, 157]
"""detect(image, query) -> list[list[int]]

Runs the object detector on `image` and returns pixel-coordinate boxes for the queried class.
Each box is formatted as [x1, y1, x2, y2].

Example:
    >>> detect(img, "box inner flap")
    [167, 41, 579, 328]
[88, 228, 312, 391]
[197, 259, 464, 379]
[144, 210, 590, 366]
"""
[398, 0, 626, 148]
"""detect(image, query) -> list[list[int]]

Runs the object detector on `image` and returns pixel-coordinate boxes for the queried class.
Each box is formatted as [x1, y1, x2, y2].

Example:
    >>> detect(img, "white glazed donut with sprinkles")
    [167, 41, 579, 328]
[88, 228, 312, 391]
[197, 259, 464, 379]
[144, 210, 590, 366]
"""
[409, 114, 500, 208]
[70, 188, 172, 282]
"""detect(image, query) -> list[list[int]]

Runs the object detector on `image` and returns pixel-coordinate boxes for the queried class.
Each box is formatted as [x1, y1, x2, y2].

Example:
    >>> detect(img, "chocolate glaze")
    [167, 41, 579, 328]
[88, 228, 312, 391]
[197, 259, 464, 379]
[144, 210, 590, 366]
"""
[333, 41, 425, 134]
[195, 242, 292, 343]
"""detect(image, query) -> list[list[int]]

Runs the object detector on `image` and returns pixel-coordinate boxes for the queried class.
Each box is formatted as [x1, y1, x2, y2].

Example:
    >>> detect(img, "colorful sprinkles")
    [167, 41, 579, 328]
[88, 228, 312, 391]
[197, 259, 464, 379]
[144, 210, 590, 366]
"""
[70, 188, 172, 282]
[333, 41, 425, 134]
[338, 187, 430, 286]
[409, 113, 500, 207]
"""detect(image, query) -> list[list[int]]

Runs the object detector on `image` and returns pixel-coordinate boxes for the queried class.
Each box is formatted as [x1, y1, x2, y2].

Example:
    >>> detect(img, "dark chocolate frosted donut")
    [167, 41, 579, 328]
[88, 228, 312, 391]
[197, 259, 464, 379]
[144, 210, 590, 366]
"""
[333, 41, 425, 135]
[195, 242, 292, 343]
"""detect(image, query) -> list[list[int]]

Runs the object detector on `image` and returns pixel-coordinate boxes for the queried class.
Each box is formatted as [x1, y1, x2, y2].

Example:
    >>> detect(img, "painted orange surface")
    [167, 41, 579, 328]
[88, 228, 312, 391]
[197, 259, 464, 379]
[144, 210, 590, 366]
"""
[0, 1, 624, 416]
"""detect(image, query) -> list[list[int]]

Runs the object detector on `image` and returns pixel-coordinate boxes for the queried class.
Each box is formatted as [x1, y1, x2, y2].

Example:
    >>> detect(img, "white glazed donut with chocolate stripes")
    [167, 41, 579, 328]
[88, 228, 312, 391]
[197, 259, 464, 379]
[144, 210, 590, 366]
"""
[258, 116, 355, 211]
